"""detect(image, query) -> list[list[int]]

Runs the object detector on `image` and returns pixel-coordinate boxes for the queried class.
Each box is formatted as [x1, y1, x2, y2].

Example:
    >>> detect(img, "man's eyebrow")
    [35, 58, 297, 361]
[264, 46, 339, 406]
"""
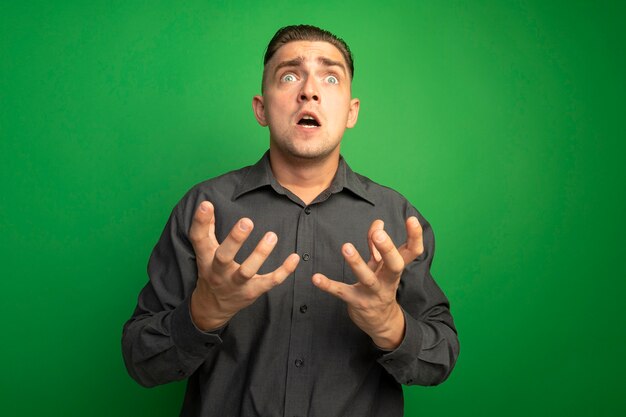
[317, 57, 347, 75]
[274, 57, 304, 73]
[273, 56, 347, 76]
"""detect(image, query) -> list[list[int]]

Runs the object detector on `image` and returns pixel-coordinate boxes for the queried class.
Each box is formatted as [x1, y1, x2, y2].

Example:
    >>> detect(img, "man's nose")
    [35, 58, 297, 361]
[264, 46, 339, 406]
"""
[299, 77, 319, 102]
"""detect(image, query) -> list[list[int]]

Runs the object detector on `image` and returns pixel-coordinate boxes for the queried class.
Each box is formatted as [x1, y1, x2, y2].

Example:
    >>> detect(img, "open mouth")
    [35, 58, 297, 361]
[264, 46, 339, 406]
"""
[297, 114, 321, 128]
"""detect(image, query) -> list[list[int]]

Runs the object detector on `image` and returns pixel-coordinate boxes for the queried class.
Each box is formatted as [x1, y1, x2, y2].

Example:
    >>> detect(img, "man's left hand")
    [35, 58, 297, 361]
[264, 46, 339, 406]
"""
[312, 217, 424, 350]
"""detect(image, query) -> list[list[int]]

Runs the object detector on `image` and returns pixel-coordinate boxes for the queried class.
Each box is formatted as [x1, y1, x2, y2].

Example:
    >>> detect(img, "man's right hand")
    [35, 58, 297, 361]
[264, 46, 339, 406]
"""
[189, 201, 300, 331]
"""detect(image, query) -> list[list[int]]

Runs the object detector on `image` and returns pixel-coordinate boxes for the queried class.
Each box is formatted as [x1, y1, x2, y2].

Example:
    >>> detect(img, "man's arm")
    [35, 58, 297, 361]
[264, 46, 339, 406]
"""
[122, 201, 298, 387]
[312, 213, 459, 386]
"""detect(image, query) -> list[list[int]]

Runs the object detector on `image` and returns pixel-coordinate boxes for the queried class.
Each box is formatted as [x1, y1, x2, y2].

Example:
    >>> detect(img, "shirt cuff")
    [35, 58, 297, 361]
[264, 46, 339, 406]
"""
[376, 307, 424, 385]
[170, 295, 225, 357]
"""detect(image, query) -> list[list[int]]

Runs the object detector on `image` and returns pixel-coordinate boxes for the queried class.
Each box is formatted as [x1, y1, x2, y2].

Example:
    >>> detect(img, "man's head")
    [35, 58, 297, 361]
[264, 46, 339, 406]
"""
[253, 25, 360, 163]
[262, 25, 354, 93]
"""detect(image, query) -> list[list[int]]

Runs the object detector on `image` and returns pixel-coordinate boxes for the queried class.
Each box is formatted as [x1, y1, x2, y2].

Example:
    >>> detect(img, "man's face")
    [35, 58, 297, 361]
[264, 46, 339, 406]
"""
[253, 41, 360, 161]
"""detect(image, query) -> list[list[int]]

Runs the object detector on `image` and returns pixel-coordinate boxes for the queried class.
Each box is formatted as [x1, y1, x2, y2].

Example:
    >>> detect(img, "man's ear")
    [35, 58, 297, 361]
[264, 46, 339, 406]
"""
[346, 98, 360, 128]
[252, 95, 267, 126]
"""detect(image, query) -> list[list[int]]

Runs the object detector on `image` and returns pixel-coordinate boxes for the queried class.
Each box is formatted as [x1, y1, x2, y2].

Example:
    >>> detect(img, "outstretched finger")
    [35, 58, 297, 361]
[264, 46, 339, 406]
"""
[398, 216, 424, 265]
[343, 243, 381, 292]
[256, 253, 300, 292]
[189, 201, 219, 256]
[235, 232, 279, 283]
[371, 229, 405, 280]
[213, 218, 254, 272]
[312, 273, 356, 305]
[367, 219, 384, 271]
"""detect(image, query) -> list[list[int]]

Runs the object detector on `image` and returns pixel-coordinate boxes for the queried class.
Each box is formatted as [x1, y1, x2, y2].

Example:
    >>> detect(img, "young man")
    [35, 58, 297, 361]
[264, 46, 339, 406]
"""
[123, 25, 459, 417]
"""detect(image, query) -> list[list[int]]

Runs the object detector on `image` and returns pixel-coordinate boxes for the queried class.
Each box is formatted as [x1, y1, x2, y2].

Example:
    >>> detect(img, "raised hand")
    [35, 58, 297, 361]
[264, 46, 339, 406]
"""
[189, 201, 300, 331]
[312, 217, 424, 349]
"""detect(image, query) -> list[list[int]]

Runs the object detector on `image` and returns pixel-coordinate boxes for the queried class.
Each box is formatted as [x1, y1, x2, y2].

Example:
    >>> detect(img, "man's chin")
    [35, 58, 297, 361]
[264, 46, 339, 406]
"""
[284, 146, 338, 161]
[269, 139, 338, 161]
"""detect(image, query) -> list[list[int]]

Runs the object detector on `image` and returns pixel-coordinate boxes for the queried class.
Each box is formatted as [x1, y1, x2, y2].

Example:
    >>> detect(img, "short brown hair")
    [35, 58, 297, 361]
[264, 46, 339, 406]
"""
[262, 25, 354, 90]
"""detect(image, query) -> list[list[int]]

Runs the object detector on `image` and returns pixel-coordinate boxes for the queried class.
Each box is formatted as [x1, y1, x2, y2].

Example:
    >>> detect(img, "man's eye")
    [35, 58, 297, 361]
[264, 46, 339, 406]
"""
[326, 75, 339, 84]
[281, 74, 297, 82]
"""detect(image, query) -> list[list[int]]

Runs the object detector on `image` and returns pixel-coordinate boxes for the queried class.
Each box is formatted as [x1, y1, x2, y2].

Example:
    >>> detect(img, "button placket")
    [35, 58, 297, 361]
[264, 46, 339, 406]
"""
[284, 202, 315, 416]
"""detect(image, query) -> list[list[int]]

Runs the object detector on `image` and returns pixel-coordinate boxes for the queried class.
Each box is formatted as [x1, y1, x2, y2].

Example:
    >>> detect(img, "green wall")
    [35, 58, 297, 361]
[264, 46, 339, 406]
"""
[2, 1, 624, 415]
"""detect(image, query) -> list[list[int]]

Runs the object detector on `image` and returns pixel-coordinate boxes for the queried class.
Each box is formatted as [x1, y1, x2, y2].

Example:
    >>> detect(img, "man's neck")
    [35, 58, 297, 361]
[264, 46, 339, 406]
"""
[268, 148, 340, 205]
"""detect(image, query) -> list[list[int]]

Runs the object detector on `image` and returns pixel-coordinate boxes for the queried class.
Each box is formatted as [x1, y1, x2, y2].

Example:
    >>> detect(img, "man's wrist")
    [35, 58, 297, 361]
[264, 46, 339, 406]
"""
[370, 304, 405, 350]
[190, 288, 231, 332]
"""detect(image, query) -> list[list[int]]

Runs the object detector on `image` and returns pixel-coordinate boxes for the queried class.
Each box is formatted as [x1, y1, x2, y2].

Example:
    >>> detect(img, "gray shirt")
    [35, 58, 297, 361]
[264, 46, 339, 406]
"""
[122, 152, 459, 417]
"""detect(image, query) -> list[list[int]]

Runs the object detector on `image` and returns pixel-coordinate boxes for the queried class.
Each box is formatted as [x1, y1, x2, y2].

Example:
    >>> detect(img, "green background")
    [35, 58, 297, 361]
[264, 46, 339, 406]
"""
[2, 1, 624, 416]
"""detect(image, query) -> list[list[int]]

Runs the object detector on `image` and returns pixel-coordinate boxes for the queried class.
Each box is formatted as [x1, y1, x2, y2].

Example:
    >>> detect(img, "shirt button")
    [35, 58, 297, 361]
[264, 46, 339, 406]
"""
[299, 304, 308, 313]
[304, 207, 311, 215]
[295, 358, 304, 367]
[302, 253, 310, 261]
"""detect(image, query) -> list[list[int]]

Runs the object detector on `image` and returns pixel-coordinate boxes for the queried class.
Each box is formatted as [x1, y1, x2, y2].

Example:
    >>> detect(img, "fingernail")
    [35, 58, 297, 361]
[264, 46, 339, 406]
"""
[239, 219, 251, 231]
[344, 244, 355, 256]
[200, 203, 208, 212]
[312, 275, 321, 285]
[373, 230, 386, 243]
[409, 216, 418, 226]
[265, 232, 277, 243]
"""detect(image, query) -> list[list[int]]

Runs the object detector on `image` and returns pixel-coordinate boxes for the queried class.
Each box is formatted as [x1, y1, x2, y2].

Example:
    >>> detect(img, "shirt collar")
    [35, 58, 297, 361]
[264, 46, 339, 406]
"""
[232, 151, 375, 206]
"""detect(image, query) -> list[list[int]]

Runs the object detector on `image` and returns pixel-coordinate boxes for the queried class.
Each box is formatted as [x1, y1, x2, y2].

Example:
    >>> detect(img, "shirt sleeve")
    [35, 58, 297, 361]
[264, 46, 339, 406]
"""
[377, 206, 460, 386]
[121, 201, 224, 388]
